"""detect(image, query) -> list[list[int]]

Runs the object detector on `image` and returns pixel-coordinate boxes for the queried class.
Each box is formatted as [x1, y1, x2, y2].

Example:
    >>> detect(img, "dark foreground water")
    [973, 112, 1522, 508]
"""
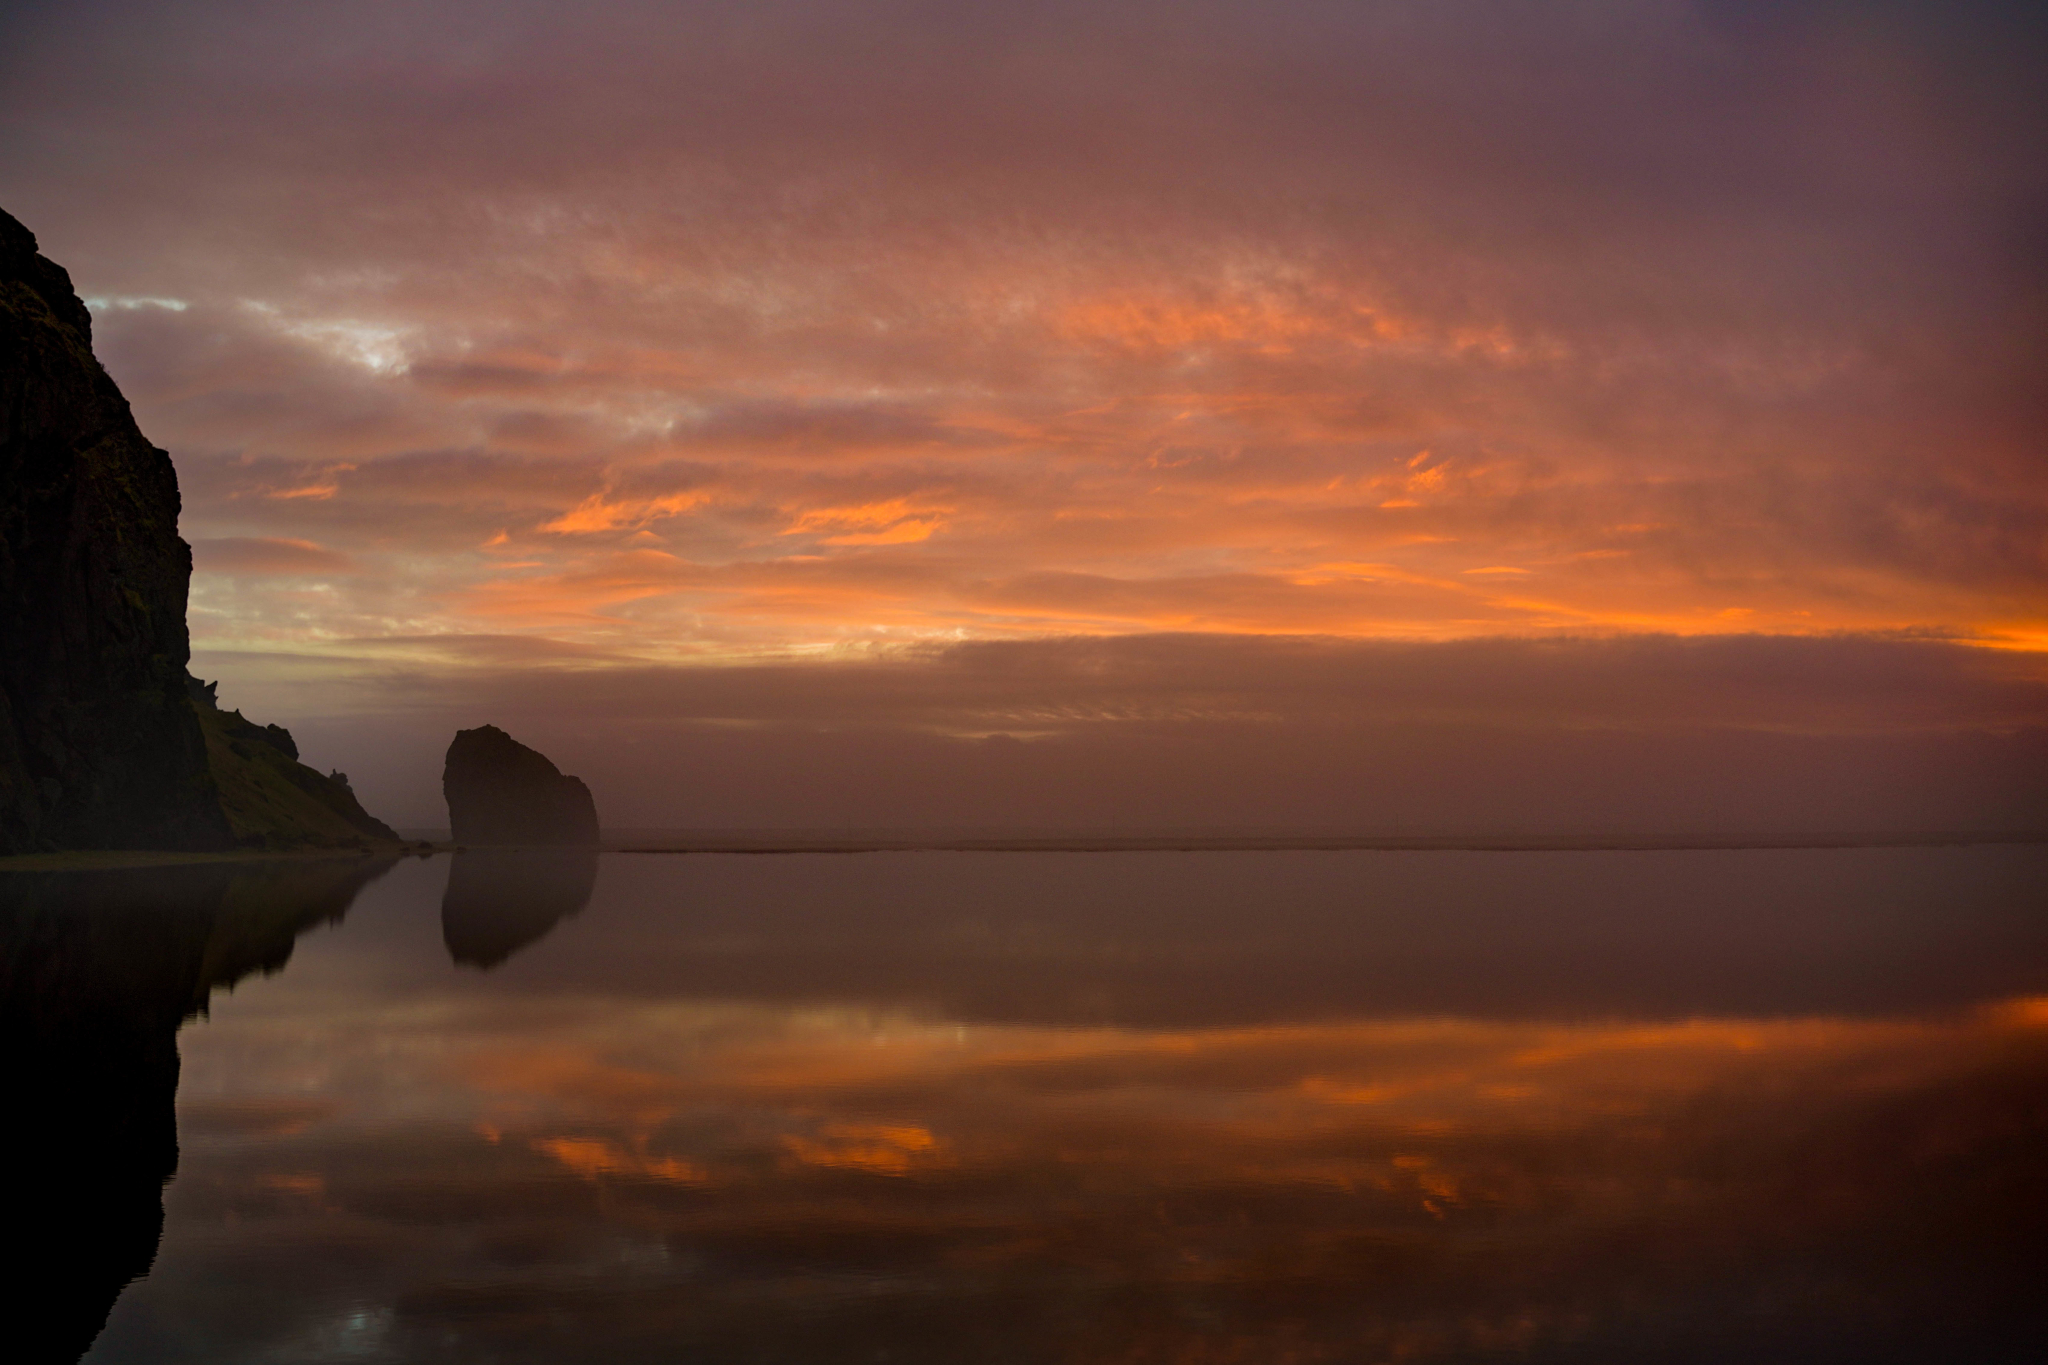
[4, 847, 2045, 1363]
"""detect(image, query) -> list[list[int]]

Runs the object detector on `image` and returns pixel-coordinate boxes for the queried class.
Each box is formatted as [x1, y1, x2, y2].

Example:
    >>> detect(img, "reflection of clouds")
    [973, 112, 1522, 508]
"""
[228, 992, 2048, 1187]
[533, 1137, 707, 1186]
[180, 1097, 340, 1137]
[412, 998, 2044, 1251]
[147, 987, 2048, 1359]
[780, 1124, 949, 1177]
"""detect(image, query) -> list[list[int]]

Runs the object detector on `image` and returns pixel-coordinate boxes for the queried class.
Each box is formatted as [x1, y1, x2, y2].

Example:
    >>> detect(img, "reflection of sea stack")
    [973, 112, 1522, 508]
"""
[441, 848, 601, 968]
[443, 725, 600, 846]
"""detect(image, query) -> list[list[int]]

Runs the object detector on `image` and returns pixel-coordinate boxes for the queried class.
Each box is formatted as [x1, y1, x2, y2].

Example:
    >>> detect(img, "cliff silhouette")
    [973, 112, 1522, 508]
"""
[0, 207, 395, 853]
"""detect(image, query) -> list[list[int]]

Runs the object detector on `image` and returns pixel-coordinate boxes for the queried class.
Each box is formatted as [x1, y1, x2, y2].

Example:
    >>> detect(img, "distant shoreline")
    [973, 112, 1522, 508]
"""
[4, 830, 2041, 874]
[612, 830, 2048, 856]
[0, 843, 438, 873]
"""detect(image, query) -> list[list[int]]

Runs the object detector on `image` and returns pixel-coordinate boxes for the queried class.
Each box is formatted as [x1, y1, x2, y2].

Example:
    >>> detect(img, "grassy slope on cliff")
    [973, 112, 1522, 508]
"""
[192, 692, 398, 850]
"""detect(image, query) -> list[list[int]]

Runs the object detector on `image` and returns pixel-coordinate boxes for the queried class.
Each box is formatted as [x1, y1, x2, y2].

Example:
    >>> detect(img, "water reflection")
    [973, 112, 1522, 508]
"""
[440, 849, 599, 969]
[129, 991, 2048, 1361]
[4, 849, 2043, 1362]
[497, 847, 2048, 1025]
[0, 858, 396, 1364]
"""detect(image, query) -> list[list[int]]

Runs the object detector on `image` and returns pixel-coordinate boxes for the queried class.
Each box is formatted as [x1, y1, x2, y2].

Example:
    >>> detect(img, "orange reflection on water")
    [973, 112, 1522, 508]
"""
[781, 1124, 950, 1176]
[532, 1136, 708, 1185]
[428, 997, 2048, 1211]
[152, 986, 2048, 1362]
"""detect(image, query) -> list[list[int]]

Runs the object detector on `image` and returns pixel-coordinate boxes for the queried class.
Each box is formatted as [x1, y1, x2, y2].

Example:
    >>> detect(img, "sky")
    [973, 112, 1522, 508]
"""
[3, 0, 2044, 829]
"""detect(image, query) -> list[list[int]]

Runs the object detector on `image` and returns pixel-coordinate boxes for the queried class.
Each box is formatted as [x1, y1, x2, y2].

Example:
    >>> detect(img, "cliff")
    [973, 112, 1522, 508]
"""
[0, 208, 227, 853]
[444, 725, 601, 845]
[0, 207, 394, 853]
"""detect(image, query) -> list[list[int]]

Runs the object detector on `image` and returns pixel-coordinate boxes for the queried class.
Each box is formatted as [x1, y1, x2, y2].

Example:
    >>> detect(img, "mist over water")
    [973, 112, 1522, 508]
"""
[6, 847, 2041, 1362]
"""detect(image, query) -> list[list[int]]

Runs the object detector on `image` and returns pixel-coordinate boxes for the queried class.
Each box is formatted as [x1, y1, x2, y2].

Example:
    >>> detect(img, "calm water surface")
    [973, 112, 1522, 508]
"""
[5, 847, 2046, 1363]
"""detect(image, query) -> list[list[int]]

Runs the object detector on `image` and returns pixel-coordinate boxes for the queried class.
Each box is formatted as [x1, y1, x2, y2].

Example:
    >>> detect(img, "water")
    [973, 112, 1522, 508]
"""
[5, 847, 2045, 1363]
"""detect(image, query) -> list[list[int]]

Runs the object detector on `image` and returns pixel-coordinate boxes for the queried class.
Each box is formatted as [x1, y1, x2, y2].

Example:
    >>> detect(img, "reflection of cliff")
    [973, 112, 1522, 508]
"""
[0, 857, 394, 1364]
[442, 849, 600, 969]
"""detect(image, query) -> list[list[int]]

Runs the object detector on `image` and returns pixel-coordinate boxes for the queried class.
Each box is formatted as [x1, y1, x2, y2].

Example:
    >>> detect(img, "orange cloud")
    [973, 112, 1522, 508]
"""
[784, 497, 954, 545]
[191, 537, 356, 575]
[543, 490, 710, 534]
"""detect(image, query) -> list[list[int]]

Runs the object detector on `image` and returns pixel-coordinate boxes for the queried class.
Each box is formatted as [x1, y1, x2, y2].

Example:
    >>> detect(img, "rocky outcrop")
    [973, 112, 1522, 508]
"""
[443, 726, 601, 845]
[189, 677, 398, 850]
[0, 207, 396, 853]
[0, 208, 228, 853]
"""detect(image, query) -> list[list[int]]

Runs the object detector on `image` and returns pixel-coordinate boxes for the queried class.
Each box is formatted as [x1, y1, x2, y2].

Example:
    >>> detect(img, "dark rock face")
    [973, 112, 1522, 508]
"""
[444, 725, 601, 846]
[0, 208, 229, 854]
[0, 207, 396, 854]
[0, 857, 396, 1361]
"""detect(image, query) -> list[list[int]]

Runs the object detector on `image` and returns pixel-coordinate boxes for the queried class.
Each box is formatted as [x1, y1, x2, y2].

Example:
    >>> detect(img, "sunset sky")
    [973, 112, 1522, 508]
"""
[4, 0, 2043, 828]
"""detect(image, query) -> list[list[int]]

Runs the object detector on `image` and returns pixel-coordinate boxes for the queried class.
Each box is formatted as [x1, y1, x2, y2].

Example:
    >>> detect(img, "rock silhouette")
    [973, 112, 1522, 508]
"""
[443, 725, 600, 846]
[0, 208, 227, 853]
[441, 847, 600, 968]
[0, 207, 397, 853]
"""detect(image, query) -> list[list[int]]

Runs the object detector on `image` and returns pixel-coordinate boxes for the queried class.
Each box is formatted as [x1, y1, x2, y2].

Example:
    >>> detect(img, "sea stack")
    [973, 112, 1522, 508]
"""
[443, 726, 601, 846]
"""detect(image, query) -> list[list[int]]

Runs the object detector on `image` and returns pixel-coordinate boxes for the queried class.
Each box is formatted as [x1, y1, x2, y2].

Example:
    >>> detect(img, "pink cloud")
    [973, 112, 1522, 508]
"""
[190, 536, 356, 575]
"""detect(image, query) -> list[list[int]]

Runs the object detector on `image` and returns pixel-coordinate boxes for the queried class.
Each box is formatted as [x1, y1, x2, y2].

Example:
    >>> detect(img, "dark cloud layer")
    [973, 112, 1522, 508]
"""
[209, 633, 2048, 831]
